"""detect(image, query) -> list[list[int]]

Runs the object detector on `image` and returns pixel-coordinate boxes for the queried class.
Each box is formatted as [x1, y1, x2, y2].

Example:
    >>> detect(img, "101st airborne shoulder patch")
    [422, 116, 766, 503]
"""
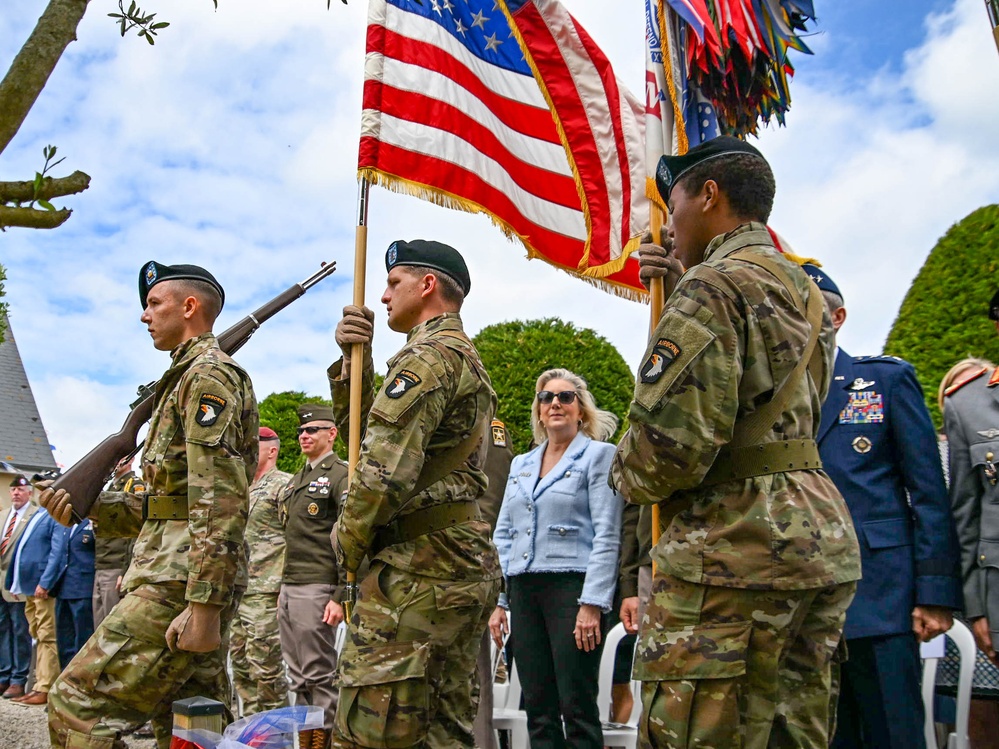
[386, 369, 422, 399]
[641, 339, 682, 384]
[196, 393, 227, 427]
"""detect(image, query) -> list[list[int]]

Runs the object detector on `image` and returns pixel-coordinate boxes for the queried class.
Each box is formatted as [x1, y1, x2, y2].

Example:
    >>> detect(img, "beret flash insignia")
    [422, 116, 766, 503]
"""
[387, 242, 399, 266]
[145, 262, 158, 287]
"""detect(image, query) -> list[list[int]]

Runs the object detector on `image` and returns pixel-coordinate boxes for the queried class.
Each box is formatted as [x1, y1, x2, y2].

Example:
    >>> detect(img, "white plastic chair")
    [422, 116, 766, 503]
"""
[491, 618, 528, 749]
[922, 618, 975, 749]
[597, 622, 640, 749]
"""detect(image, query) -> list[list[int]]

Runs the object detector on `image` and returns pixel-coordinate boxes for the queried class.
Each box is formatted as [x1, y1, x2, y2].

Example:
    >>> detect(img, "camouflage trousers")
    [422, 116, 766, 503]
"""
[231, 592, 288, 716]
[331, 562, 501, 749]
[635, 573, 856, 749]
[48, 583, 239, 749]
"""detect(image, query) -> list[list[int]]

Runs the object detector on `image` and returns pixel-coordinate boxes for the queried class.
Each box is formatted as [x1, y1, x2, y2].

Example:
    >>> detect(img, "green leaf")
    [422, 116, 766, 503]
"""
[128, 0, 137, 14]
[38, 199, 55, 212]
[145, 31, 155, 45]
[151, 22, 169, 29]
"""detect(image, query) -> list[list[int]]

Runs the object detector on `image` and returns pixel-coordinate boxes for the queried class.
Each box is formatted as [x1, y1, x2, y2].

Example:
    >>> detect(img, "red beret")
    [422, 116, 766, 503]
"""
[259, 427, 279, 441]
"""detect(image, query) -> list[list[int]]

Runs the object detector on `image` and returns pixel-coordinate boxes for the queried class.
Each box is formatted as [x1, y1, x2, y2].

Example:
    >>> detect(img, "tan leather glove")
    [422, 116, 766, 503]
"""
[37, 483, 74, 528]
[165, 602, 223, 653]
[637, 229, 684, 295]
[335, 305, 375, 363]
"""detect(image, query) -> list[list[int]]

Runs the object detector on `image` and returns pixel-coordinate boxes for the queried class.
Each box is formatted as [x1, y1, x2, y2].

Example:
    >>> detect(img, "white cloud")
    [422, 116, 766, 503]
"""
[3, 0, 998, 464]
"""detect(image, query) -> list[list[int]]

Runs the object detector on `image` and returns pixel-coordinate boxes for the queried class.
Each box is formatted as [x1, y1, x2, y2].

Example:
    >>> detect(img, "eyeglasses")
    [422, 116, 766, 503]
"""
[537, 390, 578, 405]
[297, 426, 333, 436]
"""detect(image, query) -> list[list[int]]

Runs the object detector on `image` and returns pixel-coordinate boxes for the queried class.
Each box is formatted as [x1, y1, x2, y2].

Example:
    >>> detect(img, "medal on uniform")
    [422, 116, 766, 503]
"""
[308, 481, 318, 493]
[852, 436, 872, 454]
[978, 429, 999, 439]
[307, 502, 320, 516]
[317, 476, 331, 496]
[839, 391, 884, 424]
[986, 452, 998, 487]
[850, 378, 875, 390]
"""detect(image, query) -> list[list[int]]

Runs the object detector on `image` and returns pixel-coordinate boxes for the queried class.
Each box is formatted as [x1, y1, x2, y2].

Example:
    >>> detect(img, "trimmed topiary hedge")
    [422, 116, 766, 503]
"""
[473, 318, 635, 455]
[884, 204, 999, 427]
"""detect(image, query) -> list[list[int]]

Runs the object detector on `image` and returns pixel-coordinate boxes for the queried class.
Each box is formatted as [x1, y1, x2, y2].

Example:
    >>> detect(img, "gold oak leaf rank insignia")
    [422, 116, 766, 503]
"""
[196, 393, 227, 426]
[386, 369, 421, 399]
[641, 339, 681, 383]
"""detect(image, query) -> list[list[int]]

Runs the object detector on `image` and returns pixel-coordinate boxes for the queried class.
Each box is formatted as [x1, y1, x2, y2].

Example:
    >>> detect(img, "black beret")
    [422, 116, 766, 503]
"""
[990, 289, 999, 321]
[385, 239, 471, 296]
[801, 264, 842, 299]
[655, 135, 768, 202]
[298, 405, 337, 425]
[9, 475, 29, 488]
[139, 261, 225, 311]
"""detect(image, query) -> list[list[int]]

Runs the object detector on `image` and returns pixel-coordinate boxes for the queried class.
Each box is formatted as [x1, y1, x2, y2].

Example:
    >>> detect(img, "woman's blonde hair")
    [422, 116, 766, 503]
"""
[530, 368, 619, 444]
[938, 357, 995, 412]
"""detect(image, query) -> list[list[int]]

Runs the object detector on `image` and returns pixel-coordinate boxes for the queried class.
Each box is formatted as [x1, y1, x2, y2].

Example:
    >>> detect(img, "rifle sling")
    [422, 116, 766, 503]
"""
[701, 250, 826, 487]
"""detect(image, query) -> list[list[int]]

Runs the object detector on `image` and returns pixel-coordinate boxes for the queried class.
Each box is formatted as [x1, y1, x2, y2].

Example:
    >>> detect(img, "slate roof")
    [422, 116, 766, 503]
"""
[0, 315, 57, 474]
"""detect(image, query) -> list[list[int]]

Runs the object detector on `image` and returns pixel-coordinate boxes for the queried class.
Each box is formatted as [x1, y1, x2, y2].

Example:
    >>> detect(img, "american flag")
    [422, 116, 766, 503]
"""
[358, 0, 649, 297]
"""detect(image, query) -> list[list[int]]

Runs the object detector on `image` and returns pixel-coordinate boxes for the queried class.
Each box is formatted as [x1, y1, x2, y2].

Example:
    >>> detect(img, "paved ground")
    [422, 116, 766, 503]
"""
[0, 693, 156, 749]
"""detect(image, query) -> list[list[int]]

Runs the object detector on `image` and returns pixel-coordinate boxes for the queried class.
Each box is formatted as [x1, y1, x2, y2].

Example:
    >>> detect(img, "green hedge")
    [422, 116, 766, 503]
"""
[884, 204, 999, 427]
[258, 390, 336, 473]
[473, 318, 635, 455]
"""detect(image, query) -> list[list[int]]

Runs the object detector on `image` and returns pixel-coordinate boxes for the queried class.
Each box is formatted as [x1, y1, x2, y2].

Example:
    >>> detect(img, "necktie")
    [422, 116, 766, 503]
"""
[0, 511, 17, 557]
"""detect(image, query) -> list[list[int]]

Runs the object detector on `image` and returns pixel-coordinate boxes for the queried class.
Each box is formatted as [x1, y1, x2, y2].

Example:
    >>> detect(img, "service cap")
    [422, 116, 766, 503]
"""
[385, 239, 471, 296]
[989, 288, 999, 321]
[9, 475, 29, 488]
[259, 427, 279, 441]
[656, 135, 768, 202]
[801, 264, 842, 299]
[298, 405, 337, 425]
[139, 261, 225, 311]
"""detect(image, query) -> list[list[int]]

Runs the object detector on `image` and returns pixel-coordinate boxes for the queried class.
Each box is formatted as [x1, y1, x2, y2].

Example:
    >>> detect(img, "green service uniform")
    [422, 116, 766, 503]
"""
[48, 333, 258, 749]
[611, 224, 862, 749]
[231, 466, 291, 716]
[328, 313, 502, 749]
[278, 451, 350, 735]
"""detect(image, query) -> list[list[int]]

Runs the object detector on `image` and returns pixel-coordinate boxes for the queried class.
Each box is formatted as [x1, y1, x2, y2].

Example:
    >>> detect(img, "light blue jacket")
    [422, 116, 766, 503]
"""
[494, 432, 623, 611]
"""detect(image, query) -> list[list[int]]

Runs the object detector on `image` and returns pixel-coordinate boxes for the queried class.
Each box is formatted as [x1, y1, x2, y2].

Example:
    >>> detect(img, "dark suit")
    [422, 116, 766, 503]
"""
[53, 520, 96, 668]
[821, 350, 962, 749]
[6, 506, 69, 694]
[0, 503, 35, 688]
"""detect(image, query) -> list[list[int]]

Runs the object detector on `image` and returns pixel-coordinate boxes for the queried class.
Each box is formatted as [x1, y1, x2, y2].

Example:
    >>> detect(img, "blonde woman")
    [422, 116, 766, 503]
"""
[489, 368, 624, 749]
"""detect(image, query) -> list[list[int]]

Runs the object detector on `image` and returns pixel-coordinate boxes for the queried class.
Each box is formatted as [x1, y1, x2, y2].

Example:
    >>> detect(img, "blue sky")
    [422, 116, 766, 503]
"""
[2, 0, 999, 465]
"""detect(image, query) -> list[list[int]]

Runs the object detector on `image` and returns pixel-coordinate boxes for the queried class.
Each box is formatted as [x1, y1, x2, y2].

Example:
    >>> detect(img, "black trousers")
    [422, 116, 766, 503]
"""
[831, 633, 926, 749]
[508, 572, 604, 749]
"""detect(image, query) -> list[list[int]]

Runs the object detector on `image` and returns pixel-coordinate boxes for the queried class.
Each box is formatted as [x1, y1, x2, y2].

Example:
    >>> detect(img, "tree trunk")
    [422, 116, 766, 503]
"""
[0, 0, 90, 158]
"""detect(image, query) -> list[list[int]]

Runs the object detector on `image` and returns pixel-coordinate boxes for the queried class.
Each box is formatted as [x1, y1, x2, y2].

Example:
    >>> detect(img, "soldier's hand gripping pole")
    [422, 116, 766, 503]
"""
[50, 261, 338, 523]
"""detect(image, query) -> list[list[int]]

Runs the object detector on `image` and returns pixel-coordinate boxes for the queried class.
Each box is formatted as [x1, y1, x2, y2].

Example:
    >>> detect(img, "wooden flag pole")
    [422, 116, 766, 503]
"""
[344, 176, 371, 620]
[648, 205, 667, 571]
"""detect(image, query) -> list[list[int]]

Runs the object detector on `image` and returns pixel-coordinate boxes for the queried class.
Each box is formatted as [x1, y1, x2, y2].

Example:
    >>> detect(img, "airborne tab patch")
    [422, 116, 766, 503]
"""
[196, 393, 227, 427]
[640, 339, 681, 383]
[386, 369, 422, 399]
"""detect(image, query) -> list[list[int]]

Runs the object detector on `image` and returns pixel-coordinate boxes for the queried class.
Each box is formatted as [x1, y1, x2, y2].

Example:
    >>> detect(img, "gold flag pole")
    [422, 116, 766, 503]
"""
[344, 176, 371, 621]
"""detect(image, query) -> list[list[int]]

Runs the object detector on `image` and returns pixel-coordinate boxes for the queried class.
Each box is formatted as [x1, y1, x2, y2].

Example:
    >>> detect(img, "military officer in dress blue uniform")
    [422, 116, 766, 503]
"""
[807, 264, 962, 749]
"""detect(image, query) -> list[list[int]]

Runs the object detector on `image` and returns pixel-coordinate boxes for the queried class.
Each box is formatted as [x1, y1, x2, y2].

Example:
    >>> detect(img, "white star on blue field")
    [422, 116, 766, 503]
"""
[1, 0, 997, 465]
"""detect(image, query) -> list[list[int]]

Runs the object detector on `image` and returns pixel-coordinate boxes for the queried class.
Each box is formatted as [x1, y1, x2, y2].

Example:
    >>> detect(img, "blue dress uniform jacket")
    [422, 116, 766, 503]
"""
[819, 350, 962, 640]
[494, 432, 623, 612]
[52, 521, 96, 600]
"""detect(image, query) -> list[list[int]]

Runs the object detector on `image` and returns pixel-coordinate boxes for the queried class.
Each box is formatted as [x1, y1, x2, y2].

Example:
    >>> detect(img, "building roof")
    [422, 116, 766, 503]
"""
[0, 315, 57, 475]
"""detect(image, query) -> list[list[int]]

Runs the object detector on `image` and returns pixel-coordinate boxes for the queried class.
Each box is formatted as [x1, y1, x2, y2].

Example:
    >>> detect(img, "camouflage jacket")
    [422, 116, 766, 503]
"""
[328, 313, 502, 581]
[93, 471, 142, 571]
[239, 467, 291, 594]
[109, 333, 258, 606]
[611, 223, 861, 591]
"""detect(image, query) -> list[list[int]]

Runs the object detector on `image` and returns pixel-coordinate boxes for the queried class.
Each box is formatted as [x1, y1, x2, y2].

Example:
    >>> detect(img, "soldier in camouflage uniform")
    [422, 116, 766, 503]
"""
[42, 261, 258, 749]
[230, 426, 291, 716]
[611, 138, 861, 749]
[328, 239, 502, 748]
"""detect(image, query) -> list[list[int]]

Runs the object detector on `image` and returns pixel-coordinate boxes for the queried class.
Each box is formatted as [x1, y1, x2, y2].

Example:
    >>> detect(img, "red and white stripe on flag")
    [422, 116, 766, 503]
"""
[358, 0, 649, 298]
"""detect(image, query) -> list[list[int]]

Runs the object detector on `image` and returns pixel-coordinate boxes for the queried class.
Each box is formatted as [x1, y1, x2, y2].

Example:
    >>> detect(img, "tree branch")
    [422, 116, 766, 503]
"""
[0, 0, 90, 157]
[0, 205, 73, 230]
[0, 170, 90, 203]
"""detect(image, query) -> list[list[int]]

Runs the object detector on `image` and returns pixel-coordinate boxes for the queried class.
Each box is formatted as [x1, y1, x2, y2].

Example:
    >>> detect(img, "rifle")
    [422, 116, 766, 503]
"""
[55, 261, 338, 521]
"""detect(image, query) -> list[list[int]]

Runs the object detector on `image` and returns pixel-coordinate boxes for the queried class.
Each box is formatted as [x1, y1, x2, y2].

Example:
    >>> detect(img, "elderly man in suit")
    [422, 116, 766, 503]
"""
[808, 265, 962, 749]
[0, 476, 35, 700]
[5, 491, 69, 706]
[946, 288, 999, 662]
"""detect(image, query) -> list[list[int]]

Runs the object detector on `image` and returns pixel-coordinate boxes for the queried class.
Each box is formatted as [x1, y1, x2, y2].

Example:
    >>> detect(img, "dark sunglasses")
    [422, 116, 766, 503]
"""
[297, 426, 333, 436]
[537, 390, 578, 405]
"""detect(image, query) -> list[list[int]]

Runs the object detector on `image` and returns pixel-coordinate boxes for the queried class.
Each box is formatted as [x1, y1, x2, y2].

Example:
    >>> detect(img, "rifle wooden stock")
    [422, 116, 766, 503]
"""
[55, 261, 337, 521]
